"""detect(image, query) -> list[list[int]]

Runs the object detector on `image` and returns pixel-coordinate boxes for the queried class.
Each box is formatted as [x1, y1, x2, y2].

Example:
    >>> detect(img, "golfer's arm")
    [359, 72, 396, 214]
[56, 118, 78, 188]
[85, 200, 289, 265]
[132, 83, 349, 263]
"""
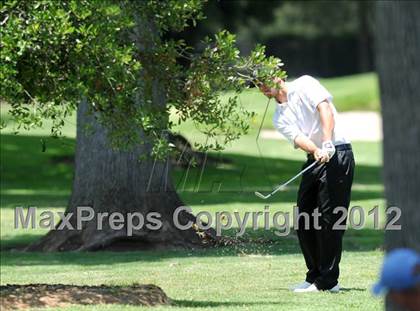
[317, 100, 334, 142]
[294, 135, 318, 154]
[293, 100, 334, 153]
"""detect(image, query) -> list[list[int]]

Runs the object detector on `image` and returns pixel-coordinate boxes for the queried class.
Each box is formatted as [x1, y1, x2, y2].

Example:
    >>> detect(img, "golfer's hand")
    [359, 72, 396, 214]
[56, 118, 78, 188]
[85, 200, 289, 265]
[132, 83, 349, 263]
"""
[314, 148, 329, 163]
[314, 141, 336, 163]
[322, 140, 336, 160]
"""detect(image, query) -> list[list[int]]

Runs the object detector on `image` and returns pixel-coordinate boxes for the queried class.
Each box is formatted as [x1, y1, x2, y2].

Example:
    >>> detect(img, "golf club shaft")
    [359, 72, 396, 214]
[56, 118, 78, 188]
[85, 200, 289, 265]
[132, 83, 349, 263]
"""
[276, 160, 318, 190]
[255, 161, 318, 199]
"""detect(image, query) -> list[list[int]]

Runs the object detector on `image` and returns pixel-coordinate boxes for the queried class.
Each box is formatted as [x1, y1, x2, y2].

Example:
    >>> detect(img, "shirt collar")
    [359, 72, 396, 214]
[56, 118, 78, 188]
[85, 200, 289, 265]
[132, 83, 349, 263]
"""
[275, 99, 287, 107]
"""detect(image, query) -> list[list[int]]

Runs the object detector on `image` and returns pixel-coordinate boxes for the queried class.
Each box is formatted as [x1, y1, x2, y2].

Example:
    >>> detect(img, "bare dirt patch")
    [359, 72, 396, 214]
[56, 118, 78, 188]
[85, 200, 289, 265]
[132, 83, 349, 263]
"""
[0, 283, 171, 310]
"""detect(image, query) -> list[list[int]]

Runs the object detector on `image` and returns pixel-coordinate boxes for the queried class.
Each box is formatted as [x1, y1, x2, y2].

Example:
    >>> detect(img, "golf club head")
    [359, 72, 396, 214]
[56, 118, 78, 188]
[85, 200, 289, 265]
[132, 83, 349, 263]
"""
[254, 191, 270, 199]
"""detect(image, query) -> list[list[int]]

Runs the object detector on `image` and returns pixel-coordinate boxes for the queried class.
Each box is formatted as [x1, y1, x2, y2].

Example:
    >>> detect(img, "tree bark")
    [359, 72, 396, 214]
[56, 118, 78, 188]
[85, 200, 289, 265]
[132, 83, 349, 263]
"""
[26, 99, 212, 251]
[375, 2, 420, 309]
[357, 1, 372, 73]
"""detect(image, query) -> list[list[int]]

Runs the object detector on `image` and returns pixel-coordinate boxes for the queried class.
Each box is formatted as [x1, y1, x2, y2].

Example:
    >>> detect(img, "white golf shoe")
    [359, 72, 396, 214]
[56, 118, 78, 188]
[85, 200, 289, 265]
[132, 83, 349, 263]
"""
[328, 284, 340, 293]
[290, 281, 312, 291]
[293, 283, 340, 293]
[293, 283, 319, 292]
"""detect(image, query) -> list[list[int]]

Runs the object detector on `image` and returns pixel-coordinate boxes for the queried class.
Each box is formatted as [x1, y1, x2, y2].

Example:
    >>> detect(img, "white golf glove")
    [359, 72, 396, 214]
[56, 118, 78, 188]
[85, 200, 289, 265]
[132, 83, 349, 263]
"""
[321, 140, 336, 161]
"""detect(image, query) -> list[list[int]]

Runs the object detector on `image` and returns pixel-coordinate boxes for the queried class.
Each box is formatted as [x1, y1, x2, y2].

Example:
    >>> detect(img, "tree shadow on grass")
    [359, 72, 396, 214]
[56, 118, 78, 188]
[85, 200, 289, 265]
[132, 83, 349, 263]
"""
[339, 287, 366, 292]
[1, 134, 384, 265]
[0, 229, 383, 266]
[173, 152, 383, 205]
[178, 188, 384, 206]
[0, 234, 45, 250]
[275, 287, 366, 292]
[173, 299, 281, 308]
[1, 134, 383, 209]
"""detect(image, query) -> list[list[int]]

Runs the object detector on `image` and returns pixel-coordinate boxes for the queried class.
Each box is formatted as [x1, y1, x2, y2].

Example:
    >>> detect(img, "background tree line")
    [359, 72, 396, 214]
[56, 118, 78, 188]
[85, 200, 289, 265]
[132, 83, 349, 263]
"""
[173, 0, 374, 77]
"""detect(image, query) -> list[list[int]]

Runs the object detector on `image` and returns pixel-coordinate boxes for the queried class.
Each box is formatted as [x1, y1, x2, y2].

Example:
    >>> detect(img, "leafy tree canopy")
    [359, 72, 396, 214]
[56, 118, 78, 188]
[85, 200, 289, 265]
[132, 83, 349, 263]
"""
[1, 0, 285, 157]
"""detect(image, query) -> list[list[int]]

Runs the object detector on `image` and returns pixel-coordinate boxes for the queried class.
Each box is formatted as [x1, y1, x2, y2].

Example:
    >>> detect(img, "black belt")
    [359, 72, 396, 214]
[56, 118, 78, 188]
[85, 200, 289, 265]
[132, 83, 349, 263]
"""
[307, 143, 352, 160]
[335, 143, 352, 151]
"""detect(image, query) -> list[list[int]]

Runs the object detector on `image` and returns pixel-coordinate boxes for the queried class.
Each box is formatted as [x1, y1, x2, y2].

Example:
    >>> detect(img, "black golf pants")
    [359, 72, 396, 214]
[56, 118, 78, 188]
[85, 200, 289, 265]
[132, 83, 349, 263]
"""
[296, 144, 355, 290]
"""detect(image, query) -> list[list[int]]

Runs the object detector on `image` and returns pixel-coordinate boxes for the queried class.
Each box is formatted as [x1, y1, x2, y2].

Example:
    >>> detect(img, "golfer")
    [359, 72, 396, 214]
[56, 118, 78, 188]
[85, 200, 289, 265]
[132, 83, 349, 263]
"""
[259, 75, 355, 293]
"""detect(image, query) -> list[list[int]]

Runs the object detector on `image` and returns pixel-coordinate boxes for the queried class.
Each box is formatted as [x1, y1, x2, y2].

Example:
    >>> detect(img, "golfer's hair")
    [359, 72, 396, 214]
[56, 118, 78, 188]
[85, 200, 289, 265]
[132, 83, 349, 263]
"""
[255, 77, 285, 89]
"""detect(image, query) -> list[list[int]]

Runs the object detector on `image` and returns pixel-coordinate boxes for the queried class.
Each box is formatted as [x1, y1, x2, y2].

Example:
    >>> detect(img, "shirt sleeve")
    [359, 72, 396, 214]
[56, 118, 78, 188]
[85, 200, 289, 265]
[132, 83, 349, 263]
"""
[272, 106, 303, 148]
[300, 75, 333, 110]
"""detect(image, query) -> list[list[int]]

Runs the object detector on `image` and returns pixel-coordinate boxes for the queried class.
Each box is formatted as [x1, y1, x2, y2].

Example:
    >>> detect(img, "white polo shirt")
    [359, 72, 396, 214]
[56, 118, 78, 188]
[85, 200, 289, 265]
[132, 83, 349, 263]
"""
[272, 75, 349, 148]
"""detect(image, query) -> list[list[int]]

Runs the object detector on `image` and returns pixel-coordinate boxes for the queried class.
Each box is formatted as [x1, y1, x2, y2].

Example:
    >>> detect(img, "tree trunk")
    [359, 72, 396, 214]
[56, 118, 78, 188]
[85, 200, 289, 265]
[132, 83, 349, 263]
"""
[26, 9, 216, 252]
[27, 100, 213, 251]
[357, 1, 372, 73]
[375, 2, 420, 309]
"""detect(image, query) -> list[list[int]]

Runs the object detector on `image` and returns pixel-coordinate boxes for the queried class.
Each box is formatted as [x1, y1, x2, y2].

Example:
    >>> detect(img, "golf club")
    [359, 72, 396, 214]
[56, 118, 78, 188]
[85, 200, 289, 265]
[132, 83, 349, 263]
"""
[255, 161, 318, 199]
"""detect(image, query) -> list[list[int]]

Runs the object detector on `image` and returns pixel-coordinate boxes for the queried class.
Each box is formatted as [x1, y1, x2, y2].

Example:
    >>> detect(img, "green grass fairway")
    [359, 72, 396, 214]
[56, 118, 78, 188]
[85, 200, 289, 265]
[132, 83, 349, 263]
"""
[0, 73, 384, 310]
